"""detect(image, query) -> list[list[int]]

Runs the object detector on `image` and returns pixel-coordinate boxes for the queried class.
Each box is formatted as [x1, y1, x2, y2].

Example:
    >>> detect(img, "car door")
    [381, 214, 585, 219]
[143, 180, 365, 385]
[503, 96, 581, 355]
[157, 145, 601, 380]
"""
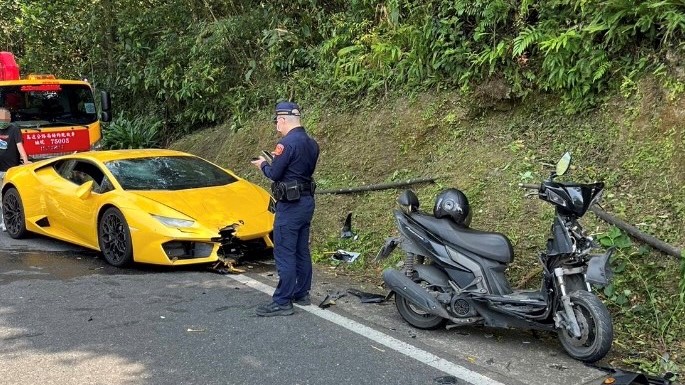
[44, 159, 110, 247]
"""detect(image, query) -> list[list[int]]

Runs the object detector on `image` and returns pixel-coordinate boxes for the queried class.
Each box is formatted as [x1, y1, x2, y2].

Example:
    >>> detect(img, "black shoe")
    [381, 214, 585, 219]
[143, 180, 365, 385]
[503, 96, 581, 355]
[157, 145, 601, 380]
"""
[293, 294, 311, 306]
[256, 301, 294, 317]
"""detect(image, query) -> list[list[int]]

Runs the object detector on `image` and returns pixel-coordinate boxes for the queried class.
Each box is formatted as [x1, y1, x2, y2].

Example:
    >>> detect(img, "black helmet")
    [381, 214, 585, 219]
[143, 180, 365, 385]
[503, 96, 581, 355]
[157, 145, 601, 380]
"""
[433, 188, 471, 226]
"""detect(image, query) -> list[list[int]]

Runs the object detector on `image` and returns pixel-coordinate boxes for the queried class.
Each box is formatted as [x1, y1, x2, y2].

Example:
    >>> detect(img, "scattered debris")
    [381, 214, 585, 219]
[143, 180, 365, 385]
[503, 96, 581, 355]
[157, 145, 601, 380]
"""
[484, 333, 494, 339]
[548, 363, 568, 371]
[347, 288, 387, 303]
[371, 345, 385, 353]
[327, 250, 360, 263]
[590, 364, 676, 385]
[374, 237, 400, 261]
[160, 316, 166, 319]
[208, 259, 245, 274]
[408, 330, 416, 338]
[486, 358, 495, 365]
[186, 328, 206, 332]
[466, 355, 477, 363]
[434, 375, 463, 384]
[340, 212, 357, 239]
[318, 290, 347, 309]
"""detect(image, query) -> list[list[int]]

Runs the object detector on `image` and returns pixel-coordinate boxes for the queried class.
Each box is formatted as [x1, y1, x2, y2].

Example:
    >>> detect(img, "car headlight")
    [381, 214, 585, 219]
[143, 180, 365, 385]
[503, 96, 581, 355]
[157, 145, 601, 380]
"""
[151, 214, 195, 228]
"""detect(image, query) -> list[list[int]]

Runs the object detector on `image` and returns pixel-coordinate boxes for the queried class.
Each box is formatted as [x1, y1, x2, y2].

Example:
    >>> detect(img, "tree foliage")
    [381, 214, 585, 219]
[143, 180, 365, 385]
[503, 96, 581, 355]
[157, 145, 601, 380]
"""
[1, 0, 684, 133]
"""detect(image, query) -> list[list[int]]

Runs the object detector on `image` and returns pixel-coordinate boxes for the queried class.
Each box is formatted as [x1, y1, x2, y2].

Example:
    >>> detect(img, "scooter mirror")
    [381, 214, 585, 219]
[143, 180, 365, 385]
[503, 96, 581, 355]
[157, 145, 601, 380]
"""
[556, 152, 572, 176]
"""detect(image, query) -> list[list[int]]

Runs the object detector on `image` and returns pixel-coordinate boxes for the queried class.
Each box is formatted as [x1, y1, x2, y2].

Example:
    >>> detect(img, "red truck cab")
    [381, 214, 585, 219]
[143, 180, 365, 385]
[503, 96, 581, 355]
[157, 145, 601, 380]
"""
[0, 52, 111, 159]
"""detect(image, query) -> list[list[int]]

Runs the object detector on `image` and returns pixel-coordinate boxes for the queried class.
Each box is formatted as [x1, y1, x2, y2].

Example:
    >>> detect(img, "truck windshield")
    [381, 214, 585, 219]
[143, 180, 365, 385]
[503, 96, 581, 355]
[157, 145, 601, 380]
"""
[0, 84, 97, 126]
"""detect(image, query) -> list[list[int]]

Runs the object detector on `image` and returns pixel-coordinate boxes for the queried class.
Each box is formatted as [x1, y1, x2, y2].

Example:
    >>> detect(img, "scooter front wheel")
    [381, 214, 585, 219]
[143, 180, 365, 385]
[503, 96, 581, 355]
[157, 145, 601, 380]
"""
[558, 290, 613, 362]
[395, 280, 447, 330]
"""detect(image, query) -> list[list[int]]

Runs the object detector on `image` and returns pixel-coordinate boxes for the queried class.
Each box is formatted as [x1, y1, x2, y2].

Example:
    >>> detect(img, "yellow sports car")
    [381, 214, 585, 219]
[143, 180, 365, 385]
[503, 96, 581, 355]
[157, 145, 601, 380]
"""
[1, 149, 275, 267]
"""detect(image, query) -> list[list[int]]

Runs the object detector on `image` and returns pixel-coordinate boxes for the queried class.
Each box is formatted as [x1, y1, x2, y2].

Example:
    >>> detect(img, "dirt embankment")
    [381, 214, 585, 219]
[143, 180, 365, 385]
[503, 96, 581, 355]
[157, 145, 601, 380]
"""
[172, 86, 685, 374]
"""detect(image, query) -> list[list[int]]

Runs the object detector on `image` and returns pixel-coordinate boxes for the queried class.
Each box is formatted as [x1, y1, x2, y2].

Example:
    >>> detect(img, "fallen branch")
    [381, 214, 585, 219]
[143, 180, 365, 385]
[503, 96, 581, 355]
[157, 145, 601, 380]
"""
[590, 205, 683, 258]
[316, 177, 436, 195]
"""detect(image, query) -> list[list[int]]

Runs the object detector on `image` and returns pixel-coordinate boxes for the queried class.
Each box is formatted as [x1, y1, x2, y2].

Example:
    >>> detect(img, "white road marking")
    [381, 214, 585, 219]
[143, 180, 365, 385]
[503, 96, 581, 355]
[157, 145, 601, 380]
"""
[227, 274, 506, 385]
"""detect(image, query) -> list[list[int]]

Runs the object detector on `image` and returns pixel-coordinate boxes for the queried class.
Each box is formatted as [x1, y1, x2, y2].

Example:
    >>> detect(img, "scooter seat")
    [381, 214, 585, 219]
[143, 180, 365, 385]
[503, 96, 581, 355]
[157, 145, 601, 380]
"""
[411, 213, 514, 264]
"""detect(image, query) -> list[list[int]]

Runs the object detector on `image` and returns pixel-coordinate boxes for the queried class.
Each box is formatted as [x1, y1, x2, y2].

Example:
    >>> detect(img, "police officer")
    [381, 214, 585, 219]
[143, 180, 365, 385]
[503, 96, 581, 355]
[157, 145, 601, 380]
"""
[251, 101, 319, 316]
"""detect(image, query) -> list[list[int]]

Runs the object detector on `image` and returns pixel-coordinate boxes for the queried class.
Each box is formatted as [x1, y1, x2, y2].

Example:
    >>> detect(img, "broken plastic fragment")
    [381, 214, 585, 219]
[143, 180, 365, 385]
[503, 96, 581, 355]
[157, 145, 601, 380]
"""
[374, 237, 400, 261]
[340, 212, 356, 239]
[346, 288, 386, 303]
[318, 290, 347, 309]
[331, 250, 360, 263]
[434, 376, 468, 384]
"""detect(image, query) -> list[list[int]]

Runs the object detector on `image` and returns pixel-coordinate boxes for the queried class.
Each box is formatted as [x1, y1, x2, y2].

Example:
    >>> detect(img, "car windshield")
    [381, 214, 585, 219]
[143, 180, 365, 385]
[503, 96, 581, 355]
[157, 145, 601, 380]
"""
[0, 84, 97, 126]
[105, 156, 238, 190]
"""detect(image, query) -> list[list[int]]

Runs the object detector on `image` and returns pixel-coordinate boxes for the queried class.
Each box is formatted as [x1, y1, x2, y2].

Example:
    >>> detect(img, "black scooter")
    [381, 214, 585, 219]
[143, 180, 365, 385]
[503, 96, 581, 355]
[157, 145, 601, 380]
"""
[382, 153, 614, 362]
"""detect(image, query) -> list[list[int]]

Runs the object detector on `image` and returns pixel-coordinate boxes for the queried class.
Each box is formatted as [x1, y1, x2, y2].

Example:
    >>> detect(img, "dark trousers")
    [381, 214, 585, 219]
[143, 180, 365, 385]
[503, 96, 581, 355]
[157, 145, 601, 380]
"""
[272, 195, 315, 305]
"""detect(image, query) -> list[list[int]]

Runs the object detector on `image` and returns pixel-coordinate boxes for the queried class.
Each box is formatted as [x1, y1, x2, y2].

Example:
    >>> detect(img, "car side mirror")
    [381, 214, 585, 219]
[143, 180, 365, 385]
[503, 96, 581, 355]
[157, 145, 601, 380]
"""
[76, 180, 94, 199]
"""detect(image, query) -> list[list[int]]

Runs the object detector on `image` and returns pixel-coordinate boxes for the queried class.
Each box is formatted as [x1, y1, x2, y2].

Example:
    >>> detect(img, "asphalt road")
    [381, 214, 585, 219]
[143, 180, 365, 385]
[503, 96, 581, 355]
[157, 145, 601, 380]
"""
[0, 232, 611, 385]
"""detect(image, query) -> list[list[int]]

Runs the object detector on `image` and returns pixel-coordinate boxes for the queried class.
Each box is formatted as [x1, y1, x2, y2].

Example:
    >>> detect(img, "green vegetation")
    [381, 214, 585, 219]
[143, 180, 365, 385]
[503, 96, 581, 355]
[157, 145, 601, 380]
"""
[4, 0, 685, 131]
[173, 87, 684, 376]
[2, 0, 684, 377]
[100, 115, 162, 150]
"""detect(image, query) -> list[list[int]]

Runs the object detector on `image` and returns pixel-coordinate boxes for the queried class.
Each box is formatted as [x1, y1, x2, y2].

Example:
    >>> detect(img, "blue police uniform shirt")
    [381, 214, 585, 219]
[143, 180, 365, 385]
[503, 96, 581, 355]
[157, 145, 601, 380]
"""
[260, 127, 319, 183]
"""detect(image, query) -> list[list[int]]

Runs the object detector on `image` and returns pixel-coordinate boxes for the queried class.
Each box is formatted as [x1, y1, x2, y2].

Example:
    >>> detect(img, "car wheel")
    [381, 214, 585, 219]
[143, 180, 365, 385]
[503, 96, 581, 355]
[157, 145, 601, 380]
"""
[98, 207, 133, 267]
[2, 187, 28, 239]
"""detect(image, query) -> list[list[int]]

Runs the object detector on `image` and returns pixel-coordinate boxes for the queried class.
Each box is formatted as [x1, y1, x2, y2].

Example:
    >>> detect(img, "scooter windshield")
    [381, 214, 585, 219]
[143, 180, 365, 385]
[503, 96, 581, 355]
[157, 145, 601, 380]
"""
[553, 182, 604, 217]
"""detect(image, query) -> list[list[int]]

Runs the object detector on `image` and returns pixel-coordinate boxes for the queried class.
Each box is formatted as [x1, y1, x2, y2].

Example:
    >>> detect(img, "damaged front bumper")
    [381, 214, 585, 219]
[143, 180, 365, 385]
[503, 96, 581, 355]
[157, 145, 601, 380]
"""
[209, 222, 274, 273]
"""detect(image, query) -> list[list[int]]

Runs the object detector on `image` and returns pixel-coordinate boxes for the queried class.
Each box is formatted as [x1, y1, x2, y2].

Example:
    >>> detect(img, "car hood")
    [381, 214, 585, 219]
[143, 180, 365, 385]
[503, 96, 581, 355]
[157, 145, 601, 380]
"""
[130, 180, 269, 229]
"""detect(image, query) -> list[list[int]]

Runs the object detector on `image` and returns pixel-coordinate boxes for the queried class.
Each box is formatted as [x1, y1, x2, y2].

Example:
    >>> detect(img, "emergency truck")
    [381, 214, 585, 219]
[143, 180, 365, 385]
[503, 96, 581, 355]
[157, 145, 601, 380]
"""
[0, 51, 111, 158]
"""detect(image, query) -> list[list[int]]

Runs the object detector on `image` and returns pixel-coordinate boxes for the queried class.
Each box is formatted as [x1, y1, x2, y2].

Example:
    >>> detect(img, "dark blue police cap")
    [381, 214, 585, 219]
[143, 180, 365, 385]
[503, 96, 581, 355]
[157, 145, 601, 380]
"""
[274, 101, 301, 116]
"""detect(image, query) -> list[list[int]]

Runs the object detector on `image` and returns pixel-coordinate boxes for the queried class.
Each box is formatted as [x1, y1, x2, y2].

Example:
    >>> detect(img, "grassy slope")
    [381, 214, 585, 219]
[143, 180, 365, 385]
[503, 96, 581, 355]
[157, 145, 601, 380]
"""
[171, 81, 684, 375]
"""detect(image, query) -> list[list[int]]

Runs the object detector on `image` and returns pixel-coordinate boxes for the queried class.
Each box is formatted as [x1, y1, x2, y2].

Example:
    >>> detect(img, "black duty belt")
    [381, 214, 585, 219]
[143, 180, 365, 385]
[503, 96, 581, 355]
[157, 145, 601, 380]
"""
[271, 180, 316, 202]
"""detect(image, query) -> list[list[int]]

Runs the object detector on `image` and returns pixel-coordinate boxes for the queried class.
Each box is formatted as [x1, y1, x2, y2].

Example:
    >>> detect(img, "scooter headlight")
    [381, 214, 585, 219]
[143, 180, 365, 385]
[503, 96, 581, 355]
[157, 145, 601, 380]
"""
[547, 190, 567, 207]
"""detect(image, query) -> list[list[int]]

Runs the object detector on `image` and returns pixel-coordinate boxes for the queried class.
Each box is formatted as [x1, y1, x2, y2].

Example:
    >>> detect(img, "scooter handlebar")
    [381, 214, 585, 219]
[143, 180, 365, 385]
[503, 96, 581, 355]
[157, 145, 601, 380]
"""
[519, 183, 541, 190]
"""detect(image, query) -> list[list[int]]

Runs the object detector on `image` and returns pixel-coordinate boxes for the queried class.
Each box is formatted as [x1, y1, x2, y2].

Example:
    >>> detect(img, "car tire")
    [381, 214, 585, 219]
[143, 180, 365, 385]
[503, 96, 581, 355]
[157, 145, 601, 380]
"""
[2, 187, 28, 239]
[98, 207, 133, 267]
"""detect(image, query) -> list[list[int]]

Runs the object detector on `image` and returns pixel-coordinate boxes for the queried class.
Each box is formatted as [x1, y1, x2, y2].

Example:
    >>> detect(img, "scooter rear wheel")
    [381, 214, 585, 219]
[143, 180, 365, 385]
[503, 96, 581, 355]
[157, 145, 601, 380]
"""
[558, 290, 613, 362]
[395, 280, 447, 330]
